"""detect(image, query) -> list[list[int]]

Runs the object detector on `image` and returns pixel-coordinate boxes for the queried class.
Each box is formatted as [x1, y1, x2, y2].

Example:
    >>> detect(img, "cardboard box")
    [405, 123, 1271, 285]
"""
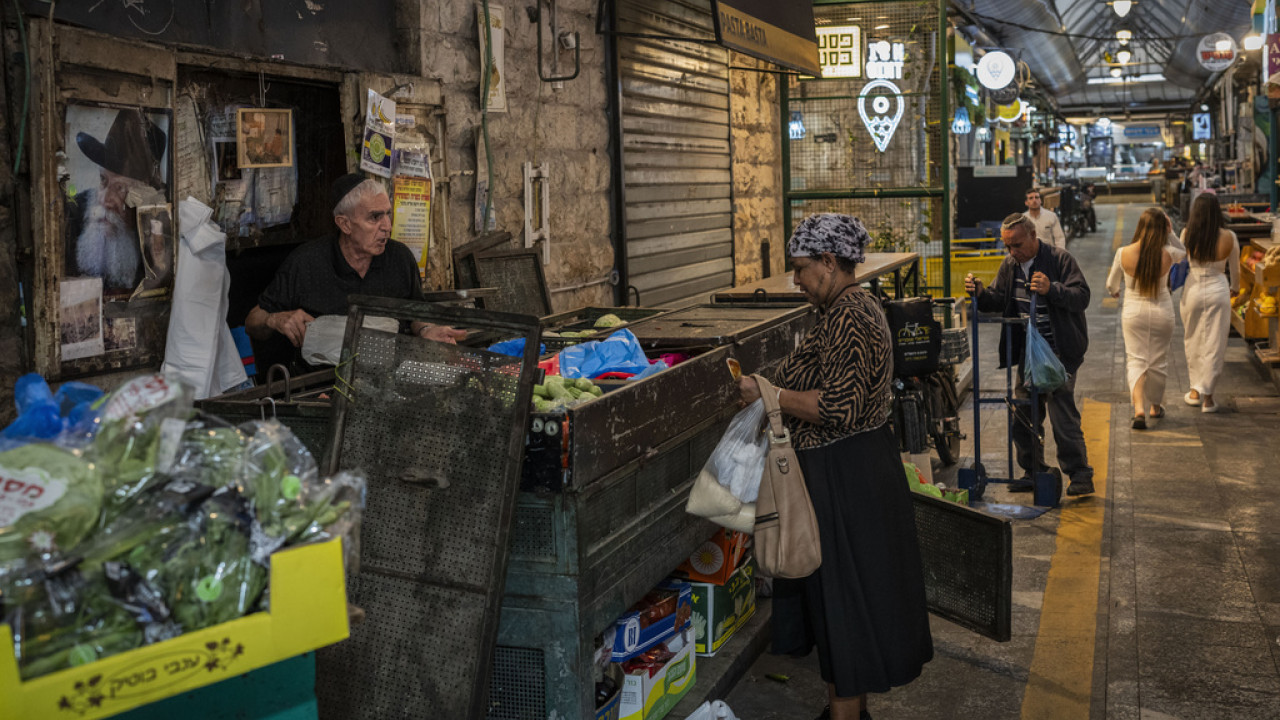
[618, 627, 696, 720]
[687, 554, 757, 656]
[0, 539, 349, 720]
[675, 529, 749, 585]
[610, 581, 693, 662]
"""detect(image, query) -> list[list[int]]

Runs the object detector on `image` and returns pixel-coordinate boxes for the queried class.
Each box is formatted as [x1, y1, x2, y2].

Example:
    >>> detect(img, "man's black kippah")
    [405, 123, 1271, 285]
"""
[330, 173, 366, 213]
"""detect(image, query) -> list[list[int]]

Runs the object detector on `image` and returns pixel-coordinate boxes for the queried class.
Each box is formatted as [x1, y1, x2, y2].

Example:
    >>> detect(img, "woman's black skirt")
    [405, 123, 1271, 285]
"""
[770, 423, 934, 696]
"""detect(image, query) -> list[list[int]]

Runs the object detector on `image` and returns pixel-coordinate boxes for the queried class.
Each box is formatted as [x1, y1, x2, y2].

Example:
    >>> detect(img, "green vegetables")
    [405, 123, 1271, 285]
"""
[531, 375, 604, 413]
[0, 444, 102, 564]
[1, 386, 366, 680]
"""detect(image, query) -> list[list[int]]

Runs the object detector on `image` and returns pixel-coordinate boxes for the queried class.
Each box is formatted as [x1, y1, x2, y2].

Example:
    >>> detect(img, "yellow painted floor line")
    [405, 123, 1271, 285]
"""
[1110, 205, 1127, 251]
[1020, 398, 1110, 719]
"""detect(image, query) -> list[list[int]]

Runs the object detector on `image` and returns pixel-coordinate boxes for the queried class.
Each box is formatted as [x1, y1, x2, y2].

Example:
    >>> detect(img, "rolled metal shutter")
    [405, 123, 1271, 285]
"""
[616, 0, 733, 308]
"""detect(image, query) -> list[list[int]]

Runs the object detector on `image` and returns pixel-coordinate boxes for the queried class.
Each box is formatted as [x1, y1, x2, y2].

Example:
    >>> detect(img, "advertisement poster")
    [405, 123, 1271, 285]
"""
[477, 4, 507, 113]
[392, 177, 432, 267]
[360, 89, 396, 178]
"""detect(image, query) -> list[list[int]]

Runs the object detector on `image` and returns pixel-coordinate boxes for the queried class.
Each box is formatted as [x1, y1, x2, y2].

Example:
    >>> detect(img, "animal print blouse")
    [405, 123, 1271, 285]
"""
[769, 287, 894, 450]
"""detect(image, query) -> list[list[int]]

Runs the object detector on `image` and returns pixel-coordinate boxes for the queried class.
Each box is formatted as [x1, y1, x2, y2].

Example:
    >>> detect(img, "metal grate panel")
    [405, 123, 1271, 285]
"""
[473, 250, 552, 316]
[510, 498, 558, 561]
[911, 493, 1012, 641]
[317, 297, 539, 720]
[486, 646, 546, 720]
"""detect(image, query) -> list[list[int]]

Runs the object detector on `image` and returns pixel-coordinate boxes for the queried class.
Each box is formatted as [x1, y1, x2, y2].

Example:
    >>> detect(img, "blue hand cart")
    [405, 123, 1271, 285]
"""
[957, 293, 1062, 508]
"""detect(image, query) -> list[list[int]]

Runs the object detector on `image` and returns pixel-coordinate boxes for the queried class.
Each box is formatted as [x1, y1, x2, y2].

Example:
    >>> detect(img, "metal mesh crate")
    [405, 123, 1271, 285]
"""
[195, 366, 334, 457]
[911, 493, 1012, 642]
[316, 296, 541, 720]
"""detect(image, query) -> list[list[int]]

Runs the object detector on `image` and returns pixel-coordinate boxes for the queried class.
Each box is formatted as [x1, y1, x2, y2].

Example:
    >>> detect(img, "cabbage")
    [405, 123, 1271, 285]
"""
[0, 444, 103, 564]
[594, 313, 624, 328]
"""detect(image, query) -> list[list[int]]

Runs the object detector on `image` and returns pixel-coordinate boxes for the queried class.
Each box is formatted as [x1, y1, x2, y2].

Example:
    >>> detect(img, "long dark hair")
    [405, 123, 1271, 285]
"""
[1183, 193, 1224, 263]
[1131, 208, 1170, 299]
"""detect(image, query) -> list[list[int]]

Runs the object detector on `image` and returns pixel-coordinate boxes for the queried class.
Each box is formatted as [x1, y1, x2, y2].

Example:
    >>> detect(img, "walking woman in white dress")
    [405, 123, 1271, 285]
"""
[1180, 193, 1240, 413]
[1107, 208, 1185, 429]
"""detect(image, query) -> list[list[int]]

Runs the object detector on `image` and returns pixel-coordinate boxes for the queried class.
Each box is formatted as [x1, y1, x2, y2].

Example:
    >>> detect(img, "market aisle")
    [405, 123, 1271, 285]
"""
[723, 203, 1280, 719]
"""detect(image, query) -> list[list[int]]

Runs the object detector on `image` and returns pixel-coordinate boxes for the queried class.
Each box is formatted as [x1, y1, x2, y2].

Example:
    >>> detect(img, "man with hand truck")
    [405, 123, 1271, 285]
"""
[964, 213, 1095, 497]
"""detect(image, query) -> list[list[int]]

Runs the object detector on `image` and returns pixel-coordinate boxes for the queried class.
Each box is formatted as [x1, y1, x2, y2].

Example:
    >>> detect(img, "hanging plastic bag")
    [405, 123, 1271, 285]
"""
[1023, 324, 1068, 392]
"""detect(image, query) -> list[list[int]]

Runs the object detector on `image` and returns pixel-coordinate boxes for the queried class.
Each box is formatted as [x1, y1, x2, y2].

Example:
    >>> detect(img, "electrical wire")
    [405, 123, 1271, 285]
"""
[962, 9, 1218, 44]
[11, 0, 30, 174]
[479, 0, 496, 231]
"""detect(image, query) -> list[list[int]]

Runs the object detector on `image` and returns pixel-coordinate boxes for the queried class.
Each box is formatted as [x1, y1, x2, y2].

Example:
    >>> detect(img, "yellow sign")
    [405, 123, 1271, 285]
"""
[392, 176, 433, 269]
[996, 99, 1023, 122]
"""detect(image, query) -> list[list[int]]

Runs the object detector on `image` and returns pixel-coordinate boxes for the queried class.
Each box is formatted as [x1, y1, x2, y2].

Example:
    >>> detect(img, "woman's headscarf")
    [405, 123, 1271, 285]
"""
[787, 213, 870, 264]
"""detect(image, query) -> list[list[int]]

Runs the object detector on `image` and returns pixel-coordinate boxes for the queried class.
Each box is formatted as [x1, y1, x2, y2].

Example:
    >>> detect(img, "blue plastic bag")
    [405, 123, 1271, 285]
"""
[559, 328, 654, 379]
[1023, 325, 1067, 393]
[1168, 257, 1190, 292]
[0, 374, 105, 450]
[487, 337, 545, 358]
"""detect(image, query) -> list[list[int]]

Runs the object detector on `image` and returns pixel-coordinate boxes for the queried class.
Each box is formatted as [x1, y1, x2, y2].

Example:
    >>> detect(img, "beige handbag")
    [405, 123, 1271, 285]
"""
[751, 374, 822, 579]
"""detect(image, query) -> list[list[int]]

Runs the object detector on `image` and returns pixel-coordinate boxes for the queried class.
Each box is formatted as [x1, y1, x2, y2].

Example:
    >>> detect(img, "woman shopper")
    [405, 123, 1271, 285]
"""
[1180, 193, 1240, 413]
[736, 213, 933, 720]
[1106, 208, 1185, 428]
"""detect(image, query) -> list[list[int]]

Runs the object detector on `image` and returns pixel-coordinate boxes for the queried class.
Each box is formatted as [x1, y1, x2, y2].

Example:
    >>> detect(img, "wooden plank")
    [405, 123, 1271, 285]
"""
[57, 25, 175, 80]
[29, 19, 58, 376]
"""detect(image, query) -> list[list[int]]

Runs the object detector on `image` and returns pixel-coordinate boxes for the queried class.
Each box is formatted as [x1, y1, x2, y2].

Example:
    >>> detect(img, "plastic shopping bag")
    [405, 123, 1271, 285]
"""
[684, 400, 766, 533]
[1023, 324, 1067, 393]
[707, 399, 767, 502]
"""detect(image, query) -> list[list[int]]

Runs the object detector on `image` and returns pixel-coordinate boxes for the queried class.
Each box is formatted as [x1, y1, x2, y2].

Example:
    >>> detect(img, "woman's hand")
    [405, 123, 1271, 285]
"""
[737, 376, 761, 405]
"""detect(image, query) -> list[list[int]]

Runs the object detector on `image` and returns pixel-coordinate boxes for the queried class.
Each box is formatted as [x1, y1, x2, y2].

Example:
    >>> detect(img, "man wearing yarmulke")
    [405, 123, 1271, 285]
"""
[246, 173, 465, 348]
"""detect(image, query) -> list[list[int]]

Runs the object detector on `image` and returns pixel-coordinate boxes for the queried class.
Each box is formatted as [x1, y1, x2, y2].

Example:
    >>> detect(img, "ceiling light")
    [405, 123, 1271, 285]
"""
[874, 24, 889, 30]
[1244, 33, 1264, 51]
[1110, 68, 1123, 77]
[1113, 0, 1133, 17]
[1117, 49, 1132, 64]
[1200, 104, 1209, 111]
[1117, 29, 1132, 45]
[1097, 117, 1112, 128]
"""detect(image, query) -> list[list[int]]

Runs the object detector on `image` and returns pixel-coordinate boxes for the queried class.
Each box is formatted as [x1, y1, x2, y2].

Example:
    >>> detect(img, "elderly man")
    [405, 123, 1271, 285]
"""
[1023, 187, 1066, 250]
[965, 213, 1094, 497]
[65, 109, 168, 293]
[246, 173, 464, 347]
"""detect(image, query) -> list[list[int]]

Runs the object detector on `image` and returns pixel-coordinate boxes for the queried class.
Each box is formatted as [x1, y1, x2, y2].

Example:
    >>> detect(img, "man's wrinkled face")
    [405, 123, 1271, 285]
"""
[99, 169, 146, 222]
[339, 192, 393, 257]
[1024, 192, 1042, 211]
[1001, 226, 1039, 264]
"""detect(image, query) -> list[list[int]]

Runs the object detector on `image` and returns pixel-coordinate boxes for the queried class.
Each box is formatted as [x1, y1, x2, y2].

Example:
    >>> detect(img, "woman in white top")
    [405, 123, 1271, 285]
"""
[1107, 208, 1185, 429]
[1179, 193, 1240, 413]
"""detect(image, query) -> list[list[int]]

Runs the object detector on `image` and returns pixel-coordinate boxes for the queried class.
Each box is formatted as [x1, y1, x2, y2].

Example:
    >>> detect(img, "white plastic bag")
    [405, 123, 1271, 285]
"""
[684, 700, 740, 720]
[708, 399, 767, 503]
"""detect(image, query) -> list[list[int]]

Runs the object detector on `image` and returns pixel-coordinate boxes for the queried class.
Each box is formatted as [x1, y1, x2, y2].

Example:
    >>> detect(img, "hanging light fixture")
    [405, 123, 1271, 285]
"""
[1110, 67, 1123, 78]
[1244, 33, 1264, 51]
[1116, 29, 1132, 45]
[1112, 0, 1133, 17]
[1117, 49, 1132, 64]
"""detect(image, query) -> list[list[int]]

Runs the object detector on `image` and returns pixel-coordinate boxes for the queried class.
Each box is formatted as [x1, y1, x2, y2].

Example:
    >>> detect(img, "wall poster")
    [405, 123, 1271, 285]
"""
[61, 102, 174, 372]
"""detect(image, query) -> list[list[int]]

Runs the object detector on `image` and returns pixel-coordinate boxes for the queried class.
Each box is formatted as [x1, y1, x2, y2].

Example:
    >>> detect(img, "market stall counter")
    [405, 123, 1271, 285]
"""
[497, 302, 817, 720]
[711, 252, 920, 303]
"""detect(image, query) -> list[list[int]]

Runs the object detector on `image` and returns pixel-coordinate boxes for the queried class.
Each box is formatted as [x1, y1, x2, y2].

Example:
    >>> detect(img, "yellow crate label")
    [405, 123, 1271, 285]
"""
[53, 637, 246, 714]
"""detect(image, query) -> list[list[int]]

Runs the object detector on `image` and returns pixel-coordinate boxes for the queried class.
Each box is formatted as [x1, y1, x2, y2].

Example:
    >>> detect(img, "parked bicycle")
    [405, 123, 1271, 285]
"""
[882, 295, 967, 467]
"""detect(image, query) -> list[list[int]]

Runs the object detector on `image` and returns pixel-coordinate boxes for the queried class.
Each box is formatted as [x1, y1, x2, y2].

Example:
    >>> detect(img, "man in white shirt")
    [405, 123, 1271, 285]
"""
[1023, 188, 1067, 249]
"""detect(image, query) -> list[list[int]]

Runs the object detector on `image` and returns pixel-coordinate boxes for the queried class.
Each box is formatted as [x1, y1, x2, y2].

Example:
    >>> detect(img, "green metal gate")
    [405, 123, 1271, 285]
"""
[783, 0, 952, 295]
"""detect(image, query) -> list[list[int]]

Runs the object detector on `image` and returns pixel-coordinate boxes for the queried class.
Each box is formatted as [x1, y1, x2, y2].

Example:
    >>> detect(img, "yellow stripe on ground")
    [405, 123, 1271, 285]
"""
[1111, 205, 1127, 251]
[1020, 398, 1110, 719]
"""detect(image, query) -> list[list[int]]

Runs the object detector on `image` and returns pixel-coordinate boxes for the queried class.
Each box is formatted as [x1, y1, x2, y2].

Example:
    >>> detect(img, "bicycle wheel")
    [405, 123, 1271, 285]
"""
[927, 371, 962, 466]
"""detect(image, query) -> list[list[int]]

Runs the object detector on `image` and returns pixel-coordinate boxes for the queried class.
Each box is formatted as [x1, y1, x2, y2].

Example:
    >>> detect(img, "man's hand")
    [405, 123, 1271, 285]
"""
[267, 309, 315, 347]
[418, 324, 468, 344]
[1029, 271, 1050, 295]
[964, 273, 983, 295]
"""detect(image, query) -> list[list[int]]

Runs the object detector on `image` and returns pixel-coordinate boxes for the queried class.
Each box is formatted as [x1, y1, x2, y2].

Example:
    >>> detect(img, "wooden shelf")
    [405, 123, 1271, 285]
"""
[1255, 344, 1280, 366]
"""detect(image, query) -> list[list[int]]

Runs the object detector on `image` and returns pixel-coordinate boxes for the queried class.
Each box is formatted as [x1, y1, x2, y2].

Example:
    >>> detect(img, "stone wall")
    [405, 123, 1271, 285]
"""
[729, 53, 785, 285]
[412, 1, 614, 310]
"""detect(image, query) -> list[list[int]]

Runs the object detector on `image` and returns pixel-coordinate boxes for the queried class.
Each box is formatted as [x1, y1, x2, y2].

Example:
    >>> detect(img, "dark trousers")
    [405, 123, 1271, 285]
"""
[1012, 367, 1092, 483]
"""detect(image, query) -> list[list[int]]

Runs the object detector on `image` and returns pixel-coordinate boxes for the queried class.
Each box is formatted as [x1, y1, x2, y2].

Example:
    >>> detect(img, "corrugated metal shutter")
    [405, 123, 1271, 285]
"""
[616, 0, 733, 308]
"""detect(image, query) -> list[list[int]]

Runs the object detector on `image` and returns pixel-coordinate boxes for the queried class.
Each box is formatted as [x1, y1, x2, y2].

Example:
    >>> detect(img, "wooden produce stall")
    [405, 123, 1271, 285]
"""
[493, 303, 816, 720]
[1232, 237, 1280, 344]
